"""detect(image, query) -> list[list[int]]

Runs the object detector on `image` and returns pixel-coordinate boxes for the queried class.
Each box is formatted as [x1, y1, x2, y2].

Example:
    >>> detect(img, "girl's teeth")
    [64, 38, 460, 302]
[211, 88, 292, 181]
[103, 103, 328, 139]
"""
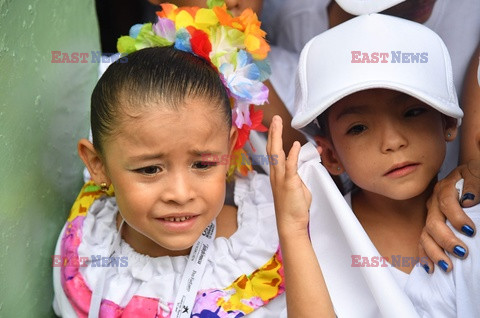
[164, 216, 192, 222]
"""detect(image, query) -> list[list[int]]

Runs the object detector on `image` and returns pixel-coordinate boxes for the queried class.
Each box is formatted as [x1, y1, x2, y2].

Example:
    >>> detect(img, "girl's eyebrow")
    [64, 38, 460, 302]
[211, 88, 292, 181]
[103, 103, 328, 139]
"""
[128, 153, 165, 161]
[189, 149, 223, 156]
[129, 150, 224, 161]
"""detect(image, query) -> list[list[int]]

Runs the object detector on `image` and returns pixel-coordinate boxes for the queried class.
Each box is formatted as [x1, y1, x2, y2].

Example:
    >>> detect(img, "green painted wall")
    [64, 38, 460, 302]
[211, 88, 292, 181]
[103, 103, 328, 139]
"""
[0, 0, 100, 316]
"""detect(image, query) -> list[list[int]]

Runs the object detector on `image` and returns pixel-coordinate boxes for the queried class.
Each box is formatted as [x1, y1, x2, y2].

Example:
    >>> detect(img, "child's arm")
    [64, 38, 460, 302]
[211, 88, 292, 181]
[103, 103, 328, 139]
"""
[267, 115, 335, 318]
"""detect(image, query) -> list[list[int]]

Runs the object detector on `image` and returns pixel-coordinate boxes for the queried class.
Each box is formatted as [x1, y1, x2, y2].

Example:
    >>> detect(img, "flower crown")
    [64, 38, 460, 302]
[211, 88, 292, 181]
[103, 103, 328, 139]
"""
[117, 1, 271, 178]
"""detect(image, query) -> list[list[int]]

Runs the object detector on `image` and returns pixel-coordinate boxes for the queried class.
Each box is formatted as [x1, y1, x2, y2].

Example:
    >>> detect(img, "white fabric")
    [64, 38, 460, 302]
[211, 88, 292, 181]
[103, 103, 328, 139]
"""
[268, 46, 299, 115]
[53, 172, 286, 317]
[343, 192, 410, 288]
[297, 142, 419, 318]
[53, 224, 78, 318]
[405, 204, 480, 317]
[267, 0, 330, 54]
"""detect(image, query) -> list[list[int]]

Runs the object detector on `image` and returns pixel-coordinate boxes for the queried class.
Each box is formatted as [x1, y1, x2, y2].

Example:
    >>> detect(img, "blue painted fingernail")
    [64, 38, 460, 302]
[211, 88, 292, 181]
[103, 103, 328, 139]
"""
[462, 225, 475, 237]
[460, 193, 475, 204]
[422, 264, 430, 274]
[453, 245, 466, 258]
[438, 260, 449, 272]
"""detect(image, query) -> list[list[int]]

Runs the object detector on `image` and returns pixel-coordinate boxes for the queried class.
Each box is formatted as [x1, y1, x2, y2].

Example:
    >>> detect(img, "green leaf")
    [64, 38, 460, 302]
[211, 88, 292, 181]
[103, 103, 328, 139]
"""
[207, 0, 225, 9]
[135, 23, 173, 50]
[117, 36, 136, 54]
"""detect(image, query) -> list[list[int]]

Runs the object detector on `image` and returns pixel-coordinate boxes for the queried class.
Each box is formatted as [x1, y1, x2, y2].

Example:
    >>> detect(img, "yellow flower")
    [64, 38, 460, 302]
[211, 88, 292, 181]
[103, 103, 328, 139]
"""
[195, 8, 219, 32]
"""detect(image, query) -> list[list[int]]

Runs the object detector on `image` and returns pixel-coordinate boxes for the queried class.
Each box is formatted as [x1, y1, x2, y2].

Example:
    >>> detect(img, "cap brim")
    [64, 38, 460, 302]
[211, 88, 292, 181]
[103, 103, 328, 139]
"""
[292, 81, 463, 131]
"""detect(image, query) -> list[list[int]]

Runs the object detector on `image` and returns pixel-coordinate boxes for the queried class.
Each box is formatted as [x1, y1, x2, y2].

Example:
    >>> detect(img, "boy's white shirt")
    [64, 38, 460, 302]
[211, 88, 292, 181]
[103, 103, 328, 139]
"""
[297, 142, 420, 318]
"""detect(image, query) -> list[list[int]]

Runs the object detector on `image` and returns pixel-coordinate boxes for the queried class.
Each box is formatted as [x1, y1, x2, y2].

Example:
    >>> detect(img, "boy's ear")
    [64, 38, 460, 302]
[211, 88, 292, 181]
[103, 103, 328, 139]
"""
[314, 136, 345, 175]
[443, 116, 458, 142]
[77, 139, 110, 186]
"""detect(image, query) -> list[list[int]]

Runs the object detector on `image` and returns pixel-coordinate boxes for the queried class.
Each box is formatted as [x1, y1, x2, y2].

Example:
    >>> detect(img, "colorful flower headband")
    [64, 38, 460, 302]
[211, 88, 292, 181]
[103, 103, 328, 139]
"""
[117, 1, 271, 178]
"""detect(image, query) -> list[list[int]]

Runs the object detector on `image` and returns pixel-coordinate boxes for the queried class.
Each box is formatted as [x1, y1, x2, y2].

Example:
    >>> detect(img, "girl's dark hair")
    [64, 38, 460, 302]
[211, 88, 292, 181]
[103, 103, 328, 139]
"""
[91, 46, 231, 154]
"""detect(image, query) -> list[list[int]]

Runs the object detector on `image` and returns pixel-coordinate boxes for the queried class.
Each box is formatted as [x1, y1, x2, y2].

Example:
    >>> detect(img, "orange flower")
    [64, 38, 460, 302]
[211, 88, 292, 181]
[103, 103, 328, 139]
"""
[238, 10, 269, 59]
[157, 3, 178, 20]
[213, 5, 245, 31]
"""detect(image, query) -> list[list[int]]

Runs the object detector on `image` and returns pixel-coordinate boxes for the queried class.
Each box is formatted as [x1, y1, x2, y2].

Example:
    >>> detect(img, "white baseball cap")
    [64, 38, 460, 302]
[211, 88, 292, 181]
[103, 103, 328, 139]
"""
[335, 0, 405, 15]
[292, 13, 463, 135]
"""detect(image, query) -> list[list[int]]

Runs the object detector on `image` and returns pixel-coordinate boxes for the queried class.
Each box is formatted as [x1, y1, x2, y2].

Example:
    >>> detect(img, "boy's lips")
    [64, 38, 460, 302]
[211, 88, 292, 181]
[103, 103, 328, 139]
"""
[384, 162, 420, 177]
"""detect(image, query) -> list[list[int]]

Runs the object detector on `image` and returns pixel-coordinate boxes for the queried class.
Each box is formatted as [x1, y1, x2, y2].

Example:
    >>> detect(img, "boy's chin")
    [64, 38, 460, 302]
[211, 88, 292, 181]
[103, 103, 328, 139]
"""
[379, 186, 430, 201]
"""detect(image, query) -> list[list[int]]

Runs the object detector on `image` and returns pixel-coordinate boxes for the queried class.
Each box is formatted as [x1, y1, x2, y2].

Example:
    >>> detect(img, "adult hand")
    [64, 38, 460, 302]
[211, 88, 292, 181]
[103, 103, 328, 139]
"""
[418, 160, 480, 273]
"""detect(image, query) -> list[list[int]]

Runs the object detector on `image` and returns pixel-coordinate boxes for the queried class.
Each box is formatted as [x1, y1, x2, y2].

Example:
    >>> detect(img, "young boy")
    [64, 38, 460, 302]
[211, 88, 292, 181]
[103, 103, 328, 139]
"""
[267, 13, 479, 317]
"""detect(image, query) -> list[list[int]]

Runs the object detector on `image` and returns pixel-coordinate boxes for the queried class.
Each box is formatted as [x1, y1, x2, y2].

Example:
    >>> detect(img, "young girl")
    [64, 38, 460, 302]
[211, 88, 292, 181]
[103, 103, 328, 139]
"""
[267, 13, 477, 317]
[52, 3, 286, 317]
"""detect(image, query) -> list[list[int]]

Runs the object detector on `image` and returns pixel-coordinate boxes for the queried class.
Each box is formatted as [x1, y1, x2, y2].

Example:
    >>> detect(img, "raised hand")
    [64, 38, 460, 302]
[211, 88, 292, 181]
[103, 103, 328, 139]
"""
[267, 115, 335, 318]
[267, 115, 311, 237]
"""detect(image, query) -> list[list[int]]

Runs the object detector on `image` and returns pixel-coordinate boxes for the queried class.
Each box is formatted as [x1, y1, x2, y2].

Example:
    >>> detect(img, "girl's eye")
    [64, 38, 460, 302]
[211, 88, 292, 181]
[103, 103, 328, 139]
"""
[193, 161, 218, 169]
[347, 124, 367, 135]
[405, 107, 427, 117]
[136, 166, 162, 175]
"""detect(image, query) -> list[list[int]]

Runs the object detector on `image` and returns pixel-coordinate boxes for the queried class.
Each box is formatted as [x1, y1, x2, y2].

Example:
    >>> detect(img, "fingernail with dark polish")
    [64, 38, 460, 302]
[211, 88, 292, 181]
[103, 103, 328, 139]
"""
[462, 225, 475, 237]
[422, 264, 430, 274]
[453, 245, 466, 258]
[460, 193, 475, 204]
[438, 260, 449, 272]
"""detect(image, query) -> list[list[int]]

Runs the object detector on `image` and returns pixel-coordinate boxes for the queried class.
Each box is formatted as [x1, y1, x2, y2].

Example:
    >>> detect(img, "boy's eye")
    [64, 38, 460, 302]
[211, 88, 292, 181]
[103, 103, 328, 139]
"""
[405, 107, 427, 117]
[347, 124, 367, 135]
[136, 166, 162, 175]
[193, 161, 218, 169]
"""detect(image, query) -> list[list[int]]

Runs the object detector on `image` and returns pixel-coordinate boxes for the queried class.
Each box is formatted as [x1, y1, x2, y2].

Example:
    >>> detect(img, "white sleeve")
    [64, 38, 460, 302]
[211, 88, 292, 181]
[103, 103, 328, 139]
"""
[404, 262, 456, 318]
[268, 46, 299, 115]
[273, 0, 330, 54]
[52, 224, 77, 317]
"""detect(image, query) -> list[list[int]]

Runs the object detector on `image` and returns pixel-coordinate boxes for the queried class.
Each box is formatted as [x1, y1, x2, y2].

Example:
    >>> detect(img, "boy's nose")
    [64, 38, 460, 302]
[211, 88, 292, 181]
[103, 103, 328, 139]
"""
[380, 123, 409, 153]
